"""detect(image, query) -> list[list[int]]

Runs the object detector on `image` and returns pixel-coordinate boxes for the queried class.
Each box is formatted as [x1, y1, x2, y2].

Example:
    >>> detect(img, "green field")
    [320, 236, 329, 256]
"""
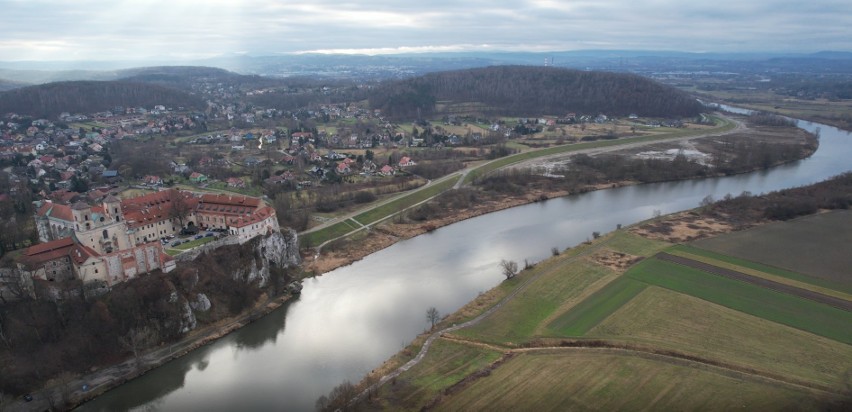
[545, 276, 646, 336]
[625, 257, 852, 344]
[433, 351, 831, 412]
[588, 287, 852, 388]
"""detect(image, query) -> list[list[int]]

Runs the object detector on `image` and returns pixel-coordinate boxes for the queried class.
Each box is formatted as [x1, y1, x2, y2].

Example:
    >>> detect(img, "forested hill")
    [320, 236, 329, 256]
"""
[0, 80, 205, 118]
[369, 66, 704, 119]
[117, 66, 287, 91]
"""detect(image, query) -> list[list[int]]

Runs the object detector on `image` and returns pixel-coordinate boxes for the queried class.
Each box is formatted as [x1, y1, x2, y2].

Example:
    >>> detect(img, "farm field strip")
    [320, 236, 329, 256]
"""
[625, 258, 852, 344]
[667, 245, 852, 301]
[656, 252, 852, 311]
[587, 286, 852, 389]
[545, 276, 647, 337]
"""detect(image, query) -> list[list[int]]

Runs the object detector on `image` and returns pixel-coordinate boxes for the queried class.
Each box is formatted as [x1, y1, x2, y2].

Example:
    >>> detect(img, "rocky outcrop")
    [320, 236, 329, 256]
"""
[191, 293, 211, 312]
[232, 229, 301, 287]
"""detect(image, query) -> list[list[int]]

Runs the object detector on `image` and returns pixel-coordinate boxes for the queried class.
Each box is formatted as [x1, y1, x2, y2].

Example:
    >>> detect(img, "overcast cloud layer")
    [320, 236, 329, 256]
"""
[2, 0, 851, 61]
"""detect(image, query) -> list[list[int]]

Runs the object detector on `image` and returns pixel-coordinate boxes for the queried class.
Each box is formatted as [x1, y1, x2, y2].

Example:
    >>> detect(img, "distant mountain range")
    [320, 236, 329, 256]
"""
[2, 50, 851, 85]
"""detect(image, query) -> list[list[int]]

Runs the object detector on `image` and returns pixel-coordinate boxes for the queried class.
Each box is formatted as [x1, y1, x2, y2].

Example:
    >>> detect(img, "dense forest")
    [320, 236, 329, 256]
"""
[0, 80, 205, 118]
[117, 66, 287, 92]
[369, 66, 705, 119]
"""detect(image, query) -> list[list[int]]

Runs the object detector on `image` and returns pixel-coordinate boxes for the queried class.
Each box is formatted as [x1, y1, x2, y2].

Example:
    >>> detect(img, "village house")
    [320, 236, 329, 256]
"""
[398, 156, 416, 167]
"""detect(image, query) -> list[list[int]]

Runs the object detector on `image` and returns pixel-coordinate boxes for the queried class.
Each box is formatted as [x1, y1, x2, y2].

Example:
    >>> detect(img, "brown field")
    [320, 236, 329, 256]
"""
[693, 209, 852, 288]
[433, 350, 835, 412]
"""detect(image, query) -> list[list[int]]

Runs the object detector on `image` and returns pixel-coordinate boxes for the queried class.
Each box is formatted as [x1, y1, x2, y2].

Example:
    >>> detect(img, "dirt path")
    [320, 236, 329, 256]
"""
[656, 252, 852, 311]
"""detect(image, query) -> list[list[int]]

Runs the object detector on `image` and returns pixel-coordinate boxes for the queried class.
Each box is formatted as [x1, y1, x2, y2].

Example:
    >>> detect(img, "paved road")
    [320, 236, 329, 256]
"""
[656, 252, 852, 311]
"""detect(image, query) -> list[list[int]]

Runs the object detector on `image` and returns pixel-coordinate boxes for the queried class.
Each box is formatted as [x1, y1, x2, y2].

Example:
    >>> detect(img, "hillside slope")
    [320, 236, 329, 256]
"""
[0, 80, 205, 118]
[369, 66, 704, 119]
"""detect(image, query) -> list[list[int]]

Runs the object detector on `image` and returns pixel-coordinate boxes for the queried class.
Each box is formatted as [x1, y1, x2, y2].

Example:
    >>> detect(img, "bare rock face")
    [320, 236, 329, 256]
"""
[233, 229, 301, 287]
[191, 292, 211, 312]
[179, 299, 197, 333]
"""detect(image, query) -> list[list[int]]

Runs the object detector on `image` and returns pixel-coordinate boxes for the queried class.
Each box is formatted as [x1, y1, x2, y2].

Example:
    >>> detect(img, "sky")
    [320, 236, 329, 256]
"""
[1, 0, 851, 61]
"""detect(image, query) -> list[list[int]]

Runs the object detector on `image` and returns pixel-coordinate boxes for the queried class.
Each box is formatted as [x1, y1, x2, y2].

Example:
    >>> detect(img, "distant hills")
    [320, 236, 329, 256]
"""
[0, 80, 205, 119]
[369, 66, 705, 119]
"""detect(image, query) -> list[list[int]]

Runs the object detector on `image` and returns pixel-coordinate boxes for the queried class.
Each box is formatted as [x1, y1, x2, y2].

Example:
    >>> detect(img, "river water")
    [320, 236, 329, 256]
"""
[79, 111, 851, 411]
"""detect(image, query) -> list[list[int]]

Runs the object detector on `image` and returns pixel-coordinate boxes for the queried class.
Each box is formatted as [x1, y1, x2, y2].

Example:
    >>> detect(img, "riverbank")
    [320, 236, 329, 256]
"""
[337, 173, 852, 411]
[305, 123, 818, 275]
[6, 291, 297, 412]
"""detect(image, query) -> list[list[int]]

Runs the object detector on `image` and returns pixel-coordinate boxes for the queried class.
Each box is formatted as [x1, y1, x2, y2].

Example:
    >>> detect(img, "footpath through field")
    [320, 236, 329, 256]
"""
[655, 252, 852, 311]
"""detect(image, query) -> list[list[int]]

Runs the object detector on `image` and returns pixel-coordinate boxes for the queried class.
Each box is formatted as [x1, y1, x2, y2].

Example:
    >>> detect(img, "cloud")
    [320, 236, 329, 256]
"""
[1, 0, 850, 61]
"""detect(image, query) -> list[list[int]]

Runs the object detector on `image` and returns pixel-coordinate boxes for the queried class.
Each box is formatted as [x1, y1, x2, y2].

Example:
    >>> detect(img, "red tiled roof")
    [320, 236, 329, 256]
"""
[37, 202, 74, 222]
[198, 193, 260, 208]
[24, 237, 74, 256]
[227, 206, 275, 228]
[69, 243, 100, 265]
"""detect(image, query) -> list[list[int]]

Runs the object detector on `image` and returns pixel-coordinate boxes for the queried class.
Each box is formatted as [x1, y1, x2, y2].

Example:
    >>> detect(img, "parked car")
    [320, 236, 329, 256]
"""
[194, 234, 204, 240]
[205, 232, 215, 237]
[171, 240, 182, 247]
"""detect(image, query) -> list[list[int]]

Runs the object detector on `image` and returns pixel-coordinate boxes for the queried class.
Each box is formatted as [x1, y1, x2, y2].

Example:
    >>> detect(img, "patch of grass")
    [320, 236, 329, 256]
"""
[588, 287, 852, 389]
[378, 339, 501, 411]
[546, 276, 647, 337]
[302, 219, 361, 247]
[625, 258, 852, 344]
[174, 236, 215, 250]
[603, 230, 672, 257]
[165, 249, 181, 256]
[434, 351, 828, 412]
[353, 175, 459, 225]
[455, 257, 617, 345]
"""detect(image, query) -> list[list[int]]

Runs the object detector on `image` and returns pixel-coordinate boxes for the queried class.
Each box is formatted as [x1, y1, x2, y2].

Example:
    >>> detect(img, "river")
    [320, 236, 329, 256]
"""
[79, 111, 851, 411]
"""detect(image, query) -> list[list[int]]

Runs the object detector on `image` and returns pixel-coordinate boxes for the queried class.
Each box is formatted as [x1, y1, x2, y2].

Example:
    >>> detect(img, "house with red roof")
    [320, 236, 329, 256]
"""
[226, 177, 246, 188]
[398, 156, 416, 167]
[143, 175, 163, 187]
[380, 165, 395, 176]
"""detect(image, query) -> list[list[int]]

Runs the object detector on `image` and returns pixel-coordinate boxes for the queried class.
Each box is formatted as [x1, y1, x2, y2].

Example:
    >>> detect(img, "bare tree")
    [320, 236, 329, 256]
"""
[500, 259, 518, 279]
[426, 307, 440, 329]
[120, 326, 156, 369]
[167, 190, 193, 229]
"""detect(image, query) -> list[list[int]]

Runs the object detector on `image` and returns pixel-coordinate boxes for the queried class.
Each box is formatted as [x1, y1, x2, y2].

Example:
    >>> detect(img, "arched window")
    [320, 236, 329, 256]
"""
[103, 229, 109, 239]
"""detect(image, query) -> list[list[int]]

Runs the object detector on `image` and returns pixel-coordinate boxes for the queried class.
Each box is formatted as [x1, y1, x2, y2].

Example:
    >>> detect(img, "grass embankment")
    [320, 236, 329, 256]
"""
[303, 174, 460, 247]
[464, 115, 734, 184]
